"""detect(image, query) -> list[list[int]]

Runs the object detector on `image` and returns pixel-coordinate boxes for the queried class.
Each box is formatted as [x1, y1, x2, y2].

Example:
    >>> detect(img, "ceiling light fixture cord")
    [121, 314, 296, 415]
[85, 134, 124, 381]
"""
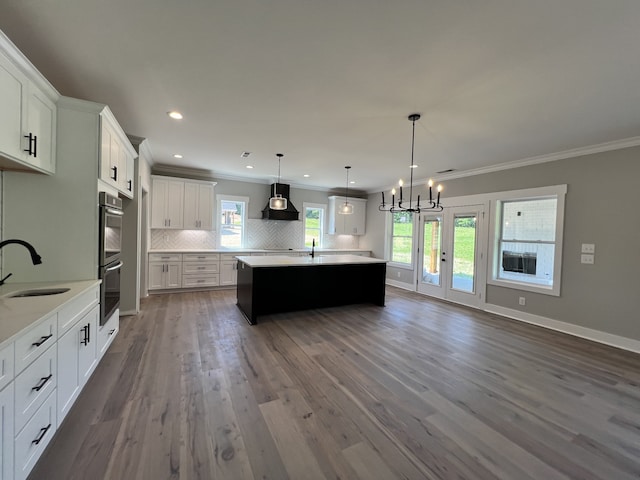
[378, 113, 444, 213]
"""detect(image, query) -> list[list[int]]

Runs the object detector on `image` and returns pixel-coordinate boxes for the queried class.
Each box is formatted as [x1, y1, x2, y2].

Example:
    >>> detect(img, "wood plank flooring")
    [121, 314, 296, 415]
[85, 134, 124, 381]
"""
[29, 287, 640, 480]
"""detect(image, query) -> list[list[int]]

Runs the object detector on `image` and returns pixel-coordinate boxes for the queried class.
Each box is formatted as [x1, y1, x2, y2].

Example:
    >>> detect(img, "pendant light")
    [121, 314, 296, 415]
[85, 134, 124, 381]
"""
[338, 166, 353, 215]
[269, 153, 287, 210]
[378, 113, 443, 213]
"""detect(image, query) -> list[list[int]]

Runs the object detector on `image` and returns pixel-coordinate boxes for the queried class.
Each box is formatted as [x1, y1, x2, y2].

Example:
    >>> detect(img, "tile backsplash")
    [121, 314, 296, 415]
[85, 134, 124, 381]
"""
[150, 219, 360, 250]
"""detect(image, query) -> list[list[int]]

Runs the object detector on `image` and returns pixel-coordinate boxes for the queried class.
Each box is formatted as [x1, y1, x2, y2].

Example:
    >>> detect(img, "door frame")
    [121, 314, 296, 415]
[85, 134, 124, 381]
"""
[414, 194, 490, 309]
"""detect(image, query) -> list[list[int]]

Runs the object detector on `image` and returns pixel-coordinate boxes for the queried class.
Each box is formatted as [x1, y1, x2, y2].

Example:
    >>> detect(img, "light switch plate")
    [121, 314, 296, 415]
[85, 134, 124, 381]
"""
[581, 243, 595, 254]
[581, 254, 595, 264]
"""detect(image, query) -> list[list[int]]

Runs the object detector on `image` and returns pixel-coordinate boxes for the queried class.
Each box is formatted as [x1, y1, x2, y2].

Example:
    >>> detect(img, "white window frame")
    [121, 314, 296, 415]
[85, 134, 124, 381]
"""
[385, 210, 418, 269]
[217, 194, 249, 249]
[487, 184, 567, 296]
[302, 202, 326, 248]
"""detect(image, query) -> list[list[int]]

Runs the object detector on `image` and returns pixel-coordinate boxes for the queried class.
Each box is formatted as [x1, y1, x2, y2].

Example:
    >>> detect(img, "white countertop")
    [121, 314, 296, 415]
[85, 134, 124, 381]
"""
[0, 280, 101, 345]
[235, 254, 387, 268]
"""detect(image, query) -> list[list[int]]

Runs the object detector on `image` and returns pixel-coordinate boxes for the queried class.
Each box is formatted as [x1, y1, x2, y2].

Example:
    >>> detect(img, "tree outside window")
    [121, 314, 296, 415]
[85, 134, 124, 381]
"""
[391, 212, 413, 265]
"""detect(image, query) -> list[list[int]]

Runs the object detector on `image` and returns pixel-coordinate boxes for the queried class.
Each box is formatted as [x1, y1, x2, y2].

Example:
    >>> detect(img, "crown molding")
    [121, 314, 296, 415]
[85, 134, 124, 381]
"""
[366, 135, 640, 194]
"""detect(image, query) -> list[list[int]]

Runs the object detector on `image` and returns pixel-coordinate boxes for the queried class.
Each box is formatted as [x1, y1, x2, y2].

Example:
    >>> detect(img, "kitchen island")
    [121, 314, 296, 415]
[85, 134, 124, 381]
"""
[236, 254, 387, 324]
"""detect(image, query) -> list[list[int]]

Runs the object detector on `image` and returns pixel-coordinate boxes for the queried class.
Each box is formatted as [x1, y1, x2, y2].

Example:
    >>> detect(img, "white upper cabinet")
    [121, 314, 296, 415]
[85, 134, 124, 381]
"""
[151, 176, 216, 230]
[183, 181, 215, 230]
[100, 108, 136, 198]
[151, 176, 185, 229]
[328, 196, 367, 235]
[0, 32, 58, 174]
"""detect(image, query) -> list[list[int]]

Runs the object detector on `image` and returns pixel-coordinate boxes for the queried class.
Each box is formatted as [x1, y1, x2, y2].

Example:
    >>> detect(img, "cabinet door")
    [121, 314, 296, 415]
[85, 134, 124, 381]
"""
[150, 178, 169, 228]
[220, 261, 238, 286]
[123, 150, 135, 197]
[0, 383, 14, 480]
[57, 322, 82, 422]
[148, 263, 165, 289]
[0, 54, 25, 161]
[109, 133, 121, 186]
[166, 262, 182, 288]
[166, 181, 184, 228]
[183, 181, 199, 229]
[197, 183, 214, 230]
[78, 306, 99, 386]
[100, 121, 114, 184]
[25, 86, 56, 174]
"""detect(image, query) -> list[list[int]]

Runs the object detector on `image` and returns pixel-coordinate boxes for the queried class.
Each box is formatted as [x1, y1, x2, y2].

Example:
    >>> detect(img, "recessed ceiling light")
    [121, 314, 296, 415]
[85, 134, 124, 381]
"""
[350, 181, 356, 184]
[173, 154, 183, 159]
[303, 174, 310, 178]
[246, 165, 254, 169]
[167, 111, 183, 120]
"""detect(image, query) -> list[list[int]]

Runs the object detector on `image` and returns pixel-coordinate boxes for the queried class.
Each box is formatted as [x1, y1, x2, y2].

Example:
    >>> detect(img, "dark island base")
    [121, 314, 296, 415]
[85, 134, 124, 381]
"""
[236, 262, 386, 325]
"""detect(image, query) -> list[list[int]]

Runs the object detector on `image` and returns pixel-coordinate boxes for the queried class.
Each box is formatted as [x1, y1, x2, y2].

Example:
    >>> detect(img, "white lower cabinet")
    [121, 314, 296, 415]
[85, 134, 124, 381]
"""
[57, 304, 99, 423]
[14, 390, 56, 480]
[0, 383, 14, 480]
[0, 283, 110, 480]
[220, 254, 239, 286]
[149, 254, 183, 290]
[182, 253, 219, 288]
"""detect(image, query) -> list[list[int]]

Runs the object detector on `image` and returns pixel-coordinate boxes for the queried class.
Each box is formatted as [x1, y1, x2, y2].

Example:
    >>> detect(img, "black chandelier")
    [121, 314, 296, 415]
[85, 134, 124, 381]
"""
[379, 113, 443, 214]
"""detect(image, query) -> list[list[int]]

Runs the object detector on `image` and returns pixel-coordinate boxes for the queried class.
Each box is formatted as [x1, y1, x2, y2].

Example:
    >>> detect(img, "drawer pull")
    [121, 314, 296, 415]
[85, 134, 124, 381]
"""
[32, 374, 53, 392]
[32, 424, 52, 445]
[32, 334, 53, 347]
[197, 266, 206, 270]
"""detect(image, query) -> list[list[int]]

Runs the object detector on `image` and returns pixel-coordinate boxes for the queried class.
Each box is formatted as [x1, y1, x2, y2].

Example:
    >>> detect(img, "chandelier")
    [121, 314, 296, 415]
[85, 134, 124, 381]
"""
[269, 153, 287, 210]
[379, 113, 443, 213]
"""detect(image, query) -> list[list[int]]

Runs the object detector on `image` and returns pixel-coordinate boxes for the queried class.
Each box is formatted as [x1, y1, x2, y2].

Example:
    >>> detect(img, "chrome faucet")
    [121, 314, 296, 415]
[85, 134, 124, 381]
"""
[309, 238, 315, 258]
[0, 239, 43, 285]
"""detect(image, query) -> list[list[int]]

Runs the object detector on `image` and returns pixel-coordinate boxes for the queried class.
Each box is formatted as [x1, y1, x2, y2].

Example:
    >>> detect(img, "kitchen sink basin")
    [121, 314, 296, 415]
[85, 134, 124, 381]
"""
[8, 287, 70, 298]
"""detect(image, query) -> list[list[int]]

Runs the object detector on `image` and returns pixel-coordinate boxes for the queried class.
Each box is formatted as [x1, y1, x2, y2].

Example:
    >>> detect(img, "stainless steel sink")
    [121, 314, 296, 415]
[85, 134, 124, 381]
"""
[8, 287, 70, 298]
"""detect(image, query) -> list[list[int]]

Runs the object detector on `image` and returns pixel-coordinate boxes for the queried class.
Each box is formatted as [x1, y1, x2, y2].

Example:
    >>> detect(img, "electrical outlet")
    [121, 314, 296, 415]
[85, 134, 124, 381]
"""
[581, 243, 595, 254]
[397, 271, 401, 278]
[518, 297, 526, 306]
[581, 254, 595, 264]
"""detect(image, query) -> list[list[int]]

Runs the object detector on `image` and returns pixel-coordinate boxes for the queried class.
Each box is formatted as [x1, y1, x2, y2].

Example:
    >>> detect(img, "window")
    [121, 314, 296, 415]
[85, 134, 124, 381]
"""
[489, 185, 566, 296]
[390, 212, 414, 265]
[217, 195, 248, 248]
[303, 203, 325, 247]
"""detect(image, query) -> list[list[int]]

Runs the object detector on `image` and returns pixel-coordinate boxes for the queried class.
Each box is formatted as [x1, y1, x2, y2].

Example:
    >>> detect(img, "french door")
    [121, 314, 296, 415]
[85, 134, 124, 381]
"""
[417, 205, 485, 308]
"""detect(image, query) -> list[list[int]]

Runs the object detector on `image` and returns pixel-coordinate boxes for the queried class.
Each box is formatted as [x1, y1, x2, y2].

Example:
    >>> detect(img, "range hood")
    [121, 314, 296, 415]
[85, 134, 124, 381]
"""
[262, 183, 299, 221]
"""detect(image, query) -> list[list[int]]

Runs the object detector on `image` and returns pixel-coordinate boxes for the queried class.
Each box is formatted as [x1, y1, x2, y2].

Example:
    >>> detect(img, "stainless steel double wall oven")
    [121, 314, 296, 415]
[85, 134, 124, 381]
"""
[98, 192, 123, 325]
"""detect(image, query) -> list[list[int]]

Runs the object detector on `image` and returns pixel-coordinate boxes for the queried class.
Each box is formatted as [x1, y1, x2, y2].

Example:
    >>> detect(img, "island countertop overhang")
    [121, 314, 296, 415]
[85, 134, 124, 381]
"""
[235, 254, 387, 268]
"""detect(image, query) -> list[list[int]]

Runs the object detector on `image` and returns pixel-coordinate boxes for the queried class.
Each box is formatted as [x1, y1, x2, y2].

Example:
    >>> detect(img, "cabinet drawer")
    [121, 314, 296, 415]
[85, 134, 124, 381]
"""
[14, 390, 57, 480]
[98, 312, 119, 359]
[182, 262, 219, 274]
[15, 344, 57, 434]
[57, 285, 100, 336]
[182, 274, 220, 288]
[15, 313, 57, 374]
[0, 342, 15, 391]
[182, 253, 219, 262]
[220, 253, 240, 261]
[149, 253, 182, 262]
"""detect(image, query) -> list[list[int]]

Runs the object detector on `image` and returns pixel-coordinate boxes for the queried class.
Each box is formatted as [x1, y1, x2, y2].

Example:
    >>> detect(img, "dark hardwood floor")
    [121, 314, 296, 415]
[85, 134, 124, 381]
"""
[29, 287, 640, 479]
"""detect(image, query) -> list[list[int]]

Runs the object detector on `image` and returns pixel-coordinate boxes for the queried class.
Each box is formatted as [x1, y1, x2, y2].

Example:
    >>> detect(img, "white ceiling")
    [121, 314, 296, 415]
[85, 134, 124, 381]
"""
[2, 0, 640, 192]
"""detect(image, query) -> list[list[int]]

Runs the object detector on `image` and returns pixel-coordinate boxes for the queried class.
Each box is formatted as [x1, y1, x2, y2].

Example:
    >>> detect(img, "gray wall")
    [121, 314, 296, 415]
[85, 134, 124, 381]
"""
[362, 145, 640, 341]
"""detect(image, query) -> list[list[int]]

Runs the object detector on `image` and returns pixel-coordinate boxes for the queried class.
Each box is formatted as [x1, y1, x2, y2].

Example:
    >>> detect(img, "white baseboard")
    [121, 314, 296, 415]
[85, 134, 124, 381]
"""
[485, 304, 640, 354]
[119, 309, 137, 316]
[385, 279, 414, 291]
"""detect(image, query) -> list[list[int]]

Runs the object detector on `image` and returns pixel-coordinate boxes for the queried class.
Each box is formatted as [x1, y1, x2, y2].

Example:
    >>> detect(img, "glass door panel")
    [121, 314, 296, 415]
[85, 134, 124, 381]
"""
[451, 215, 477, 293]
[422, 219, 441, 286]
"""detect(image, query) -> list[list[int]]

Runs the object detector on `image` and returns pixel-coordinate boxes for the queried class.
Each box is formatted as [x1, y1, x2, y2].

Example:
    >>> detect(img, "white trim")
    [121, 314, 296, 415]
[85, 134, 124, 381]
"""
[385, 279, 415, 291]
[302, 202, 327, 247]
[217, 194, 249, 248]
[487, 184, 567, 296]
[485, 304, 640, 355]
[366, 137, 640, 193]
